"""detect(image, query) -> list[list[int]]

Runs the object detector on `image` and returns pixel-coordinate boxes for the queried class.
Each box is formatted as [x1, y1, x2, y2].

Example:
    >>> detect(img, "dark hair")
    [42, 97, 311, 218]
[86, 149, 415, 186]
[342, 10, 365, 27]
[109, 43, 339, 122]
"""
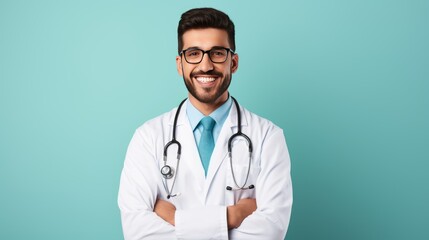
[177, 8, 235, 54]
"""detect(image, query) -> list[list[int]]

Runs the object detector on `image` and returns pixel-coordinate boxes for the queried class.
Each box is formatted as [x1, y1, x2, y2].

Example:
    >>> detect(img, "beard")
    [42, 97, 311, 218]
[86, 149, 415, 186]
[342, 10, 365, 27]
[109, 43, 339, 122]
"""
[183, 69, 232, 104]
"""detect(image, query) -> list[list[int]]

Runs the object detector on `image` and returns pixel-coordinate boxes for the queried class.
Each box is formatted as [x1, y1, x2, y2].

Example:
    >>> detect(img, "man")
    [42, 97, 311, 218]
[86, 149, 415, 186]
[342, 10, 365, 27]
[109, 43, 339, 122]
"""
[118, 8, 292, 239]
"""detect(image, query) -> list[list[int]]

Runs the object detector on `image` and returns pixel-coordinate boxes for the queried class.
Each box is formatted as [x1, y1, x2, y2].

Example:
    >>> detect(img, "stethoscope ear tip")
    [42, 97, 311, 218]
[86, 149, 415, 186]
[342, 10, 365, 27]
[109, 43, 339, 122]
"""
[167, 193, 181, 199]
[226, 185, 255, 191]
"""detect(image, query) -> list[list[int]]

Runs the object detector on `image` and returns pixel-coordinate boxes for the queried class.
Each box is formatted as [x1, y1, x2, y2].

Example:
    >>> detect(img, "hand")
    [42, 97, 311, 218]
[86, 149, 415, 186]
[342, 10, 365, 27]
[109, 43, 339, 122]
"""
[154, 199, 176, 226]
[227, 198, 257, 229]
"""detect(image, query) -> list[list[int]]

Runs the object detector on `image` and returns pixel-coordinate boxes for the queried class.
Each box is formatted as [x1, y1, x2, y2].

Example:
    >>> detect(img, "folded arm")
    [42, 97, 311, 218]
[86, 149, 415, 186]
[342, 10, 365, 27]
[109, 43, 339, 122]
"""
[154, 198, 257, 229]
[228, 128, 293, 239]
[118, 129, 177, 240]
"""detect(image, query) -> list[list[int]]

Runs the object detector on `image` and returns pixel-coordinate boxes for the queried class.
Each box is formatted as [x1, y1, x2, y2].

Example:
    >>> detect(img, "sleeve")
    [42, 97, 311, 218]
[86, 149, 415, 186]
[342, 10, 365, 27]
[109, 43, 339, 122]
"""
[229, 128, 293, 240]
[175, 206, 228, 239]
[118, 127, 177, 240]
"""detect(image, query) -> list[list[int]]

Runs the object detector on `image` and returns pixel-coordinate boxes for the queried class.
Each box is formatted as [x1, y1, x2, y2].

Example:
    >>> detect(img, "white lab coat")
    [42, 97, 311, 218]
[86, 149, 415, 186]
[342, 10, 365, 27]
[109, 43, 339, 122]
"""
[118, 101, 293, 240]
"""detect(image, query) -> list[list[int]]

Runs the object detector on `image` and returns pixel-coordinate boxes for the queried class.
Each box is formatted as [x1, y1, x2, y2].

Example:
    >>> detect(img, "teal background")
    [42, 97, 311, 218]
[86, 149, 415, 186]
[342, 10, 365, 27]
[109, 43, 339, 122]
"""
[1, 0, 428, 239]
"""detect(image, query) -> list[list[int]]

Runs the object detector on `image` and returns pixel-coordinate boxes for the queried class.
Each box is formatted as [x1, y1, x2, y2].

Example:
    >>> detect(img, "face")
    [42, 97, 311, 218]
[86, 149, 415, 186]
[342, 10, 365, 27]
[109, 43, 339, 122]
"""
[176, 28, 239, 108]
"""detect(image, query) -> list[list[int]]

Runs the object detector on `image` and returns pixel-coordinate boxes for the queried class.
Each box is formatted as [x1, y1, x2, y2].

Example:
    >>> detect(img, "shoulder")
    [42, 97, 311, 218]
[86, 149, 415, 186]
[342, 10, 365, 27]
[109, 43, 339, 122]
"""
[240, 106, 283, 134]
[238, 106, 289, 163]
[135, 107, 177, 136]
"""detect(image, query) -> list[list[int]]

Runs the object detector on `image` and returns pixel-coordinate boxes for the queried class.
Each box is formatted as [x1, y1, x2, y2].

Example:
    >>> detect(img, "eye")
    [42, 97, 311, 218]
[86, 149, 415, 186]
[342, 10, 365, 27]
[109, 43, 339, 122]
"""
[186, 50, 201, 58]
[211, 50, 226, 56]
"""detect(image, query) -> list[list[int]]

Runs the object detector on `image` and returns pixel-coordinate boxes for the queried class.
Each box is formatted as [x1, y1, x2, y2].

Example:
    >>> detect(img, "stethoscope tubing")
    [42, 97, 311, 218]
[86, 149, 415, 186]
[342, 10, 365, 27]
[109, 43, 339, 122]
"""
[161, 97, 254, 198]
[162, 99, 186, 199]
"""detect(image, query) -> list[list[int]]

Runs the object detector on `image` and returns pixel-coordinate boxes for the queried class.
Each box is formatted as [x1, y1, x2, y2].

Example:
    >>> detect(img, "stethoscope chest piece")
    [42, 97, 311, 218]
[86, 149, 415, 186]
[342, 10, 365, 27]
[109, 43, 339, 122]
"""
[161, 165, 174, 179]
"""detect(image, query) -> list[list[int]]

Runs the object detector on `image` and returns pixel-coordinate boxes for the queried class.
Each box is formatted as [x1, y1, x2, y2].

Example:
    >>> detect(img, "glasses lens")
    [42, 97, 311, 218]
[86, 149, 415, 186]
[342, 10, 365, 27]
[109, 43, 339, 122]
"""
[209, 49, 228, 63]
[184, 49, 203, 63]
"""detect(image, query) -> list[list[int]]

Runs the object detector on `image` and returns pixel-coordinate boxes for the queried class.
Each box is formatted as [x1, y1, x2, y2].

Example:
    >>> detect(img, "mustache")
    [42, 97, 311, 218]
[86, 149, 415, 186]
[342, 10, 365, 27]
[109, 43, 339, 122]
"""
[190, 70, 223, 78]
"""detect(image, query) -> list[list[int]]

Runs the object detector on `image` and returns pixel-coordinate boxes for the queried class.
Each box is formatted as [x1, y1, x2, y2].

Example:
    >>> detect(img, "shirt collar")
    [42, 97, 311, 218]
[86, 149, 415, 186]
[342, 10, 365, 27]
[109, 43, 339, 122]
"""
[186, 96, 233, 131]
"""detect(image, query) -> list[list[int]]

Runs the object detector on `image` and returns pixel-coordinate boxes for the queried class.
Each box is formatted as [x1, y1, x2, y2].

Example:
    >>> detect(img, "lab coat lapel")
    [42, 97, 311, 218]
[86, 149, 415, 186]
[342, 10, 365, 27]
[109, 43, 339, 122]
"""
[168, 103, 206, 189]
[204, 102, 248, 199]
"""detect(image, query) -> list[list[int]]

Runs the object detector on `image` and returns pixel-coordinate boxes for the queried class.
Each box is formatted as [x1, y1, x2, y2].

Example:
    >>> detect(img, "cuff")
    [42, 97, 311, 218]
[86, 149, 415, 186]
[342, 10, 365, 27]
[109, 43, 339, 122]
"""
[175, 205, 228, 240]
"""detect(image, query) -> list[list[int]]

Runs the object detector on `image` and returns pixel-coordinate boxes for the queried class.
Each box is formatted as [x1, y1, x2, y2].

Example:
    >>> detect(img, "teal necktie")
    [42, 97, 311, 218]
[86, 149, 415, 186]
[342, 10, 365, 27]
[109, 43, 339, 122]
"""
[198, 116, 215, 176]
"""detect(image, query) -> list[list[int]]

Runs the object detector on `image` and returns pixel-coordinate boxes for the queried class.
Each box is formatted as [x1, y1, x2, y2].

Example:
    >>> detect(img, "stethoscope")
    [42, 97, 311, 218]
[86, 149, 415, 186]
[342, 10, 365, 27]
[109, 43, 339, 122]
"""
[160, 96, 255, 199]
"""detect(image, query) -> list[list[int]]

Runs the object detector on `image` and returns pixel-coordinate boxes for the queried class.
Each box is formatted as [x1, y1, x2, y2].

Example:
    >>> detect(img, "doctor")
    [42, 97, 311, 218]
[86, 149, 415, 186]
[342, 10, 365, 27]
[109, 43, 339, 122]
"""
[118, 7, 293, 240]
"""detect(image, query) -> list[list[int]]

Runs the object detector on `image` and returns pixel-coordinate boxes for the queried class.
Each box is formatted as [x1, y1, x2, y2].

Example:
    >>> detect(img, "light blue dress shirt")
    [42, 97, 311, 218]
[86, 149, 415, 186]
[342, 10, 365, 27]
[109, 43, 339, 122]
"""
[186, 96, 232, 146]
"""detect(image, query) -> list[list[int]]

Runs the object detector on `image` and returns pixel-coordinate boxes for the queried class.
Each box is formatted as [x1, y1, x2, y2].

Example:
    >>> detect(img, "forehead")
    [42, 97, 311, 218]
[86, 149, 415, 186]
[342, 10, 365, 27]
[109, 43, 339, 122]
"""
[182, 28, 230, 50]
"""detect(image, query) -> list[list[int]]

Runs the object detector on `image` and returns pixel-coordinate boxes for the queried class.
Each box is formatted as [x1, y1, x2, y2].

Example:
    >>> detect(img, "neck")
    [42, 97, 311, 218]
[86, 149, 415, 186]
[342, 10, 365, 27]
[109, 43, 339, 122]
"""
[188, 92, 229, 116]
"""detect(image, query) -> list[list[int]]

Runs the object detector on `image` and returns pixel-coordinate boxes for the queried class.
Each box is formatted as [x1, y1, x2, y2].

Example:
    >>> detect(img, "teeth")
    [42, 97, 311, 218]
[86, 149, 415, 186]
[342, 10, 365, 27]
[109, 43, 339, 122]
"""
[196, 77, 216, 83]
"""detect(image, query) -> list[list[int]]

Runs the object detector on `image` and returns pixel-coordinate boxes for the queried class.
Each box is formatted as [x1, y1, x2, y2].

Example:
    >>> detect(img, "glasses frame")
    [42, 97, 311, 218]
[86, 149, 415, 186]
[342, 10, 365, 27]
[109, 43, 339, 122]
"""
[179, 47, 235, 64]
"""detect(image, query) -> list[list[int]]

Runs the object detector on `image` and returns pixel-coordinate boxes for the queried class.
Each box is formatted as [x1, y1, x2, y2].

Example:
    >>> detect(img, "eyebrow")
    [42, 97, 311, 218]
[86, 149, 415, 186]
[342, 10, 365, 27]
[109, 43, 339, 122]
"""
[185, 46, 228, 51]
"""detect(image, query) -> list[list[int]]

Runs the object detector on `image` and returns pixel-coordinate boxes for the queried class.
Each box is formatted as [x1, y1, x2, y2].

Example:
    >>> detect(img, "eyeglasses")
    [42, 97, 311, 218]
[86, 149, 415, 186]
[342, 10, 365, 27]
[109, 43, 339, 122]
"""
[180, 47, 235, 64]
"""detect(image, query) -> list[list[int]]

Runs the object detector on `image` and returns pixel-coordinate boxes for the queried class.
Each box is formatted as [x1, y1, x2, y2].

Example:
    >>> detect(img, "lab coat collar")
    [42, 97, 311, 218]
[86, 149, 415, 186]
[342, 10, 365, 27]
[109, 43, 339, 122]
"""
[167, 97, 248, 129]
[167, 99, 189, 127]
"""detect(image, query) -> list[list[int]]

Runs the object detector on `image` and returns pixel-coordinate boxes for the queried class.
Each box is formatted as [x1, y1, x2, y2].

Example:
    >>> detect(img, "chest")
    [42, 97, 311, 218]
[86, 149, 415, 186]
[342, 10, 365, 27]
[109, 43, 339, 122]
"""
[156, 125, 261, 209]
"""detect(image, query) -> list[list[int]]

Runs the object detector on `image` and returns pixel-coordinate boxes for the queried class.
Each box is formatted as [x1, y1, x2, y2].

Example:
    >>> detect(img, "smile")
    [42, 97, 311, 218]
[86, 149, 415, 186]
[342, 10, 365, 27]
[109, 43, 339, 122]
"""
[195, 76, 217, 83]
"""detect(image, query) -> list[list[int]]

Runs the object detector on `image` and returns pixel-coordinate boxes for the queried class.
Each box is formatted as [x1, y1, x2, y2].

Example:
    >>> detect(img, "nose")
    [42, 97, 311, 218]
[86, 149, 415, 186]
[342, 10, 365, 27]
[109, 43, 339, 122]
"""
[198, 52, 214, 72]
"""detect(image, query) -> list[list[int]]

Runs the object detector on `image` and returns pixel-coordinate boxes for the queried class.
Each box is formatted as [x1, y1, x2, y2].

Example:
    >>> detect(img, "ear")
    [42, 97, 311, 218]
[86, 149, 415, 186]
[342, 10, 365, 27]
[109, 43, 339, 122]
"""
[231, 53, 239, 73]
[176, 55, 183, 76]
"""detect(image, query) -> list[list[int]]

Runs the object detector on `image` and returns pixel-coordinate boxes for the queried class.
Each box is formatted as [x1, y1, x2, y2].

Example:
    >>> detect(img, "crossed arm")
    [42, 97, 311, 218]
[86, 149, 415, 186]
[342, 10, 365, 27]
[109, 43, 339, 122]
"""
[154, 198, 257, 229]
[120, 124, 292, 239]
